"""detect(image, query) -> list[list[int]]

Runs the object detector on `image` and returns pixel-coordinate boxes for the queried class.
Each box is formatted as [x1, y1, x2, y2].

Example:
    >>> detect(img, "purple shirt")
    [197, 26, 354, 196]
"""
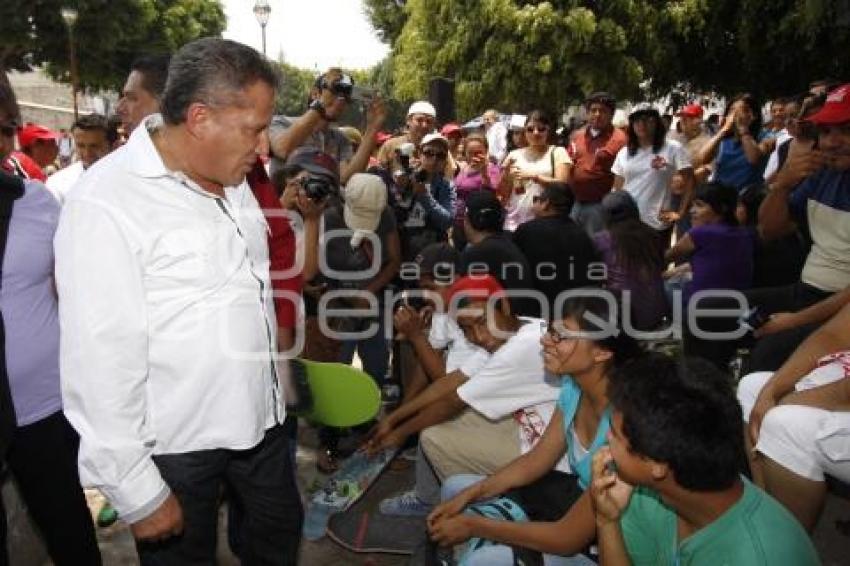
[686, 223, 755, 303]
[453, 163, 500, 223]
[0, 180, 62, 425]
[593, 230, 668, 330]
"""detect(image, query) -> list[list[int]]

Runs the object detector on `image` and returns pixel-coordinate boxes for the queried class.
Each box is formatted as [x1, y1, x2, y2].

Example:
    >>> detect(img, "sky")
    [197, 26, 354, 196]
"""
[222, 0, 391, 71]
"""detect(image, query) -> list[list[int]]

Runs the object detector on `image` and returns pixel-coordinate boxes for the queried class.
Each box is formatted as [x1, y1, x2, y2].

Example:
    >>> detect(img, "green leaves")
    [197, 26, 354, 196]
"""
[0, 0, 225, 91]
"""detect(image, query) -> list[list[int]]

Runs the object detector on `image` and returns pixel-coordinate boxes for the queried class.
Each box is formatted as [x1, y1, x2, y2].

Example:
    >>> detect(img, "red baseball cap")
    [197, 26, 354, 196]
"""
[17, 124, 59, 148]
[441, 122, 462, 137]
[447, 274, 505, 306]
[677, 104, 704, 119]
[807, 84, 850, 125]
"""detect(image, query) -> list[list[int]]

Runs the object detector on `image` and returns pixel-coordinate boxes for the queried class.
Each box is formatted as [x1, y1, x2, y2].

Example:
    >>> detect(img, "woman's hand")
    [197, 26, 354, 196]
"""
[754, 312, 796, 338]
[428, 514, 474, 547]
[427, 486, 479, 528]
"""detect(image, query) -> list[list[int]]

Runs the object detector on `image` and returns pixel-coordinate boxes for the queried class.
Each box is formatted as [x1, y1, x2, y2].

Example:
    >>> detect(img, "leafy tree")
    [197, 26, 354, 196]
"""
[363, 0, 409, 45]
[274, 62, 316, 116]
[0, 0, 225, 93]
[371, 0, 850, 119]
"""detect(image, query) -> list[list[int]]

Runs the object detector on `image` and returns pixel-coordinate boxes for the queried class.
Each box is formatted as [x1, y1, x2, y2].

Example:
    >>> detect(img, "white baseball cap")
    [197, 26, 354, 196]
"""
[421, 132, 449, 149]
[343, 173, 388, 232]
[407, 101, 436, 117]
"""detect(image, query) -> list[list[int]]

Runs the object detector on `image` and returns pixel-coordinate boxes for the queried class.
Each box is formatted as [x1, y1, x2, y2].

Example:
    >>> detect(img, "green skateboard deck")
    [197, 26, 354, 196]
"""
[290, 358, 382, 428]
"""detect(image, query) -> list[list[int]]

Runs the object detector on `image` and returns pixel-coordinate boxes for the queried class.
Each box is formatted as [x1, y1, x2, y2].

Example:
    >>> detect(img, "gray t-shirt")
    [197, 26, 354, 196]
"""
[321, 204, 396, 291]
[268, 115, 353, 184]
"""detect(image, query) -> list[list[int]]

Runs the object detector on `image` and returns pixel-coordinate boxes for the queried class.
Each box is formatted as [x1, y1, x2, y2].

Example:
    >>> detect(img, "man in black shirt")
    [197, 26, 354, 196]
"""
[460, 191, 540, 317]
[513, 183, 602, 318]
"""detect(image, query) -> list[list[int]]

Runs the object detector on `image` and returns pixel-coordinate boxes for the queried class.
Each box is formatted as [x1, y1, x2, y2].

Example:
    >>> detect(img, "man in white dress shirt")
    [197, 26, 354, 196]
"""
[54, 38, 301, 564]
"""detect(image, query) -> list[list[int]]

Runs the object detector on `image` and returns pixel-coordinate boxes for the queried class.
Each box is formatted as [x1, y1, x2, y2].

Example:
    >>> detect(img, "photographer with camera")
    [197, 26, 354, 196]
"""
[269, 68, 386, 187]
[388, 132, 457, 262]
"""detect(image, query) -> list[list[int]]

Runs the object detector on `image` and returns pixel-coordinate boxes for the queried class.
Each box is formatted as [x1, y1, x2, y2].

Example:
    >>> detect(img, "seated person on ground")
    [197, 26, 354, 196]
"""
[665, 182, 755, 307]
[393, 243, 489, 404]
[590, 354, 820, 566]
[460, 190, 540, 317]
[427, 294, 643, 565]
[738, 299, 850, 532]
[367, 275, 559, 516]
[593, 192, 668, 331]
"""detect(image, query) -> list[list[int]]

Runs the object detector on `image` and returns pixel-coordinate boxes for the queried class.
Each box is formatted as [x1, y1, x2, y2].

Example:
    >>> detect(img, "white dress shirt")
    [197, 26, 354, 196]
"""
[46, 160, 84, 204]
[54, 115, 283, 524]
[486, 120, 509, 164]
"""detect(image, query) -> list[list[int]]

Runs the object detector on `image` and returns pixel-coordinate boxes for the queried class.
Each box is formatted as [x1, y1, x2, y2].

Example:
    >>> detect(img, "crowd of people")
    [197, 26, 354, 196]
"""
[0, 36, 848, 565]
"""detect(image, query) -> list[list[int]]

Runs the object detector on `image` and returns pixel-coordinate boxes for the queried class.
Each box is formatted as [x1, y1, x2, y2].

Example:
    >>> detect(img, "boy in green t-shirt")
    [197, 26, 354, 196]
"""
[589, 354, 820, 566]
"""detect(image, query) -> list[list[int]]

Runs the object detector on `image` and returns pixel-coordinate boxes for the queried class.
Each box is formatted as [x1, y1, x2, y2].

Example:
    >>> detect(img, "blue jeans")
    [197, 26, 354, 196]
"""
[338, 312, 389, 386]
[442, 474, 596, 566]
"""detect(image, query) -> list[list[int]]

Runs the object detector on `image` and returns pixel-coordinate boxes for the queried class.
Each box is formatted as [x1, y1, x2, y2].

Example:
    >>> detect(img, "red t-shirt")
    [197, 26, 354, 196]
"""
[567, 126, 627, 203]
[2, 151, 46, 182]
[246, 160, 301, 330]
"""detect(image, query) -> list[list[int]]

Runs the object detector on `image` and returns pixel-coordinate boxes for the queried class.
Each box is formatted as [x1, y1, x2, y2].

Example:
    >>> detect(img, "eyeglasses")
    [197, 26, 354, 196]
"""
[422, 150, 447, 159]
[525, 125, 549, 134]
[544, 321, 579, 344]
[532, 195, 546, 203]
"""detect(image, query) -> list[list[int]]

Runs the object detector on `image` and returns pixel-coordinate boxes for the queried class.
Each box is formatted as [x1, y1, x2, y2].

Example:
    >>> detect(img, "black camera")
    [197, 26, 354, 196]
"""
[297, 174, 334, 202]
[413, 168, 429, 183]
[317, 73, 354, 101]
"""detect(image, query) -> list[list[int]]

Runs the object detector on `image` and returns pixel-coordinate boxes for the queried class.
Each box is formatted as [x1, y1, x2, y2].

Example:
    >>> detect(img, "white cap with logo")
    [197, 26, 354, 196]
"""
[407, 101, 437, 117]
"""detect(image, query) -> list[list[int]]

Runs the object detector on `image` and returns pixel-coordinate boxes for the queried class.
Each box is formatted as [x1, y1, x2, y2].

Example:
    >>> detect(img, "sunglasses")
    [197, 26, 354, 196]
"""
[525, 125, 549, 134]
[422, 150, 447, 159]
[532, 195, 546, 203]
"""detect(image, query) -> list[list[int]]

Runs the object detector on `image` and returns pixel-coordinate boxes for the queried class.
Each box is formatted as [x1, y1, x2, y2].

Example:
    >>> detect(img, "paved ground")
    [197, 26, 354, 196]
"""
[78, 433, 850, 566]
[84, 424, 409, 566]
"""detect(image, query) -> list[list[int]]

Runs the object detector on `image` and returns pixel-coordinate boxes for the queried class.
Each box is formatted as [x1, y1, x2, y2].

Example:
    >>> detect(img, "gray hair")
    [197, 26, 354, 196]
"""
[161, 38, 280, 125]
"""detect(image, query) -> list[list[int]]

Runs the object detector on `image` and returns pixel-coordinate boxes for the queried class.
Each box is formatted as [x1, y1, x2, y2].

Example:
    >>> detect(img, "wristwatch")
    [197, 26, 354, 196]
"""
[309, 99, 328, 120]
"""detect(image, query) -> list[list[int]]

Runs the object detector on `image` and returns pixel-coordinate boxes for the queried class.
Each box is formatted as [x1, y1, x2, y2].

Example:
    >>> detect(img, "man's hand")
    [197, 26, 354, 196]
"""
[428, 514, 474, 547]
[131, 494, 184, 542]
[411, 180, 428, 196]
[365, 428, 406, 456]
[295, 192, 325, 220]
[773, 139, 826, 191]
[394, 305, 425, 338]
[590, 448, 633, 527]
[318, 88, 347, 121]
[365, 96, 388, 133]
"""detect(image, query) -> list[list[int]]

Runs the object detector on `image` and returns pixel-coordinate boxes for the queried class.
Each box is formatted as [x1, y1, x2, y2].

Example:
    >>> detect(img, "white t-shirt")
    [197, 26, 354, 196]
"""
[45, 161, 84, 205]
[503, 146, 571, 231]
[428, 312, 490, 376]
[456, 317, 567, 470]
[611, 140, 691, 230]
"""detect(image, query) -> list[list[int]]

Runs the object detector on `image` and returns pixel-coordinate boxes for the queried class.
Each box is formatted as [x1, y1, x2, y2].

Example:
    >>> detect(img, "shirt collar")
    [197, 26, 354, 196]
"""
[125, 114, 231, 200]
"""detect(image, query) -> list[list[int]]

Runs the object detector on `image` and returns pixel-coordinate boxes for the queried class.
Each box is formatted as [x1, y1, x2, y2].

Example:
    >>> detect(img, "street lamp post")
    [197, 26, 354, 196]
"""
[253, 0, 271, 57]
[60, 6, 80, 121]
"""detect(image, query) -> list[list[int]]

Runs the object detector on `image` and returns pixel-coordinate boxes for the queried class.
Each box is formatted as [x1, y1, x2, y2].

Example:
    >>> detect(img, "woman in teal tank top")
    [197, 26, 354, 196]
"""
[428, 294, 644, 564]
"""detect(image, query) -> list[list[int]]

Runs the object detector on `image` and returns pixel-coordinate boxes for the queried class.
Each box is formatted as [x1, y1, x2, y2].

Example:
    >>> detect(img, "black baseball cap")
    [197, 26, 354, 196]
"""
[284, 147, 340, 186]
[465, 190, 505, 231]
[415, 243, 460, 275]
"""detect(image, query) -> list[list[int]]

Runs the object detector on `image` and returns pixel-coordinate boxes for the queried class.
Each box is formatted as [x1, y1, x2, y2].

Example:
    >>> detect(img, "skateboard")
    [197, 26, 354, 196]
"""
[289, 358, 382, 428]
[302, 447, 397, 541]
